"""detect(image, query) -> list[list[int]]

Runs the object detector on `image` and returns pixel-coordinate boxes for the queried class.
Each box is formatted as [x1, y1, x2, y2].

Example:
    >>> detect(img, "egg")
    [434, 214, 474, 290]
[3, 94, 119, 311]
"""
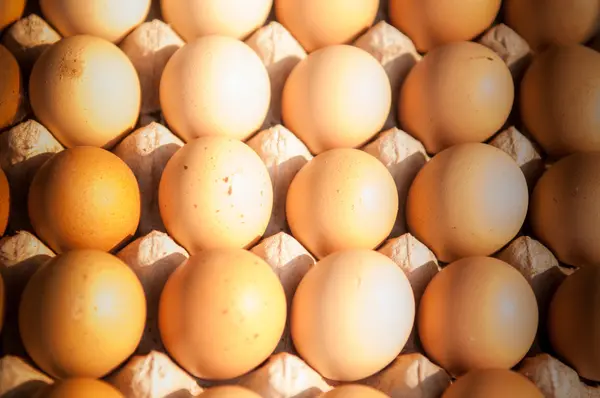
[159, 136, 273, 253]
[29, 35, 141, 148]
[442, 369, 544, 398]
[282, 45, 391, 154]
[0, 0, 25, 32]
[160, 35, 270, 142]
[419, 257, 538, 376]
[159, 249, 286, 380]
[286, 148, 398, 259]
[40, 0, 151, 43]
[530, 152, 600, 267]
[399, 41, 514, 154]
[520, 45, 600, 158]
[39, 378, 125, 398]
[19, 250, 146, 379]
[28, 146, 141, 253]
[0, 44, 21, 131]
[200, 386, 262, 398]
[0, 167, 9, 236]
[548, 266, 600, 382]
[291, 250, 415, 381]
[406, 143, 528, 263]
[321, 385, 389, 398]
[504, 0, 600, 51]
[388, 0, 501, 53]
[0, 273, 4, 335]
[275, 0, 379, 53]
[161, 0, 272, 41]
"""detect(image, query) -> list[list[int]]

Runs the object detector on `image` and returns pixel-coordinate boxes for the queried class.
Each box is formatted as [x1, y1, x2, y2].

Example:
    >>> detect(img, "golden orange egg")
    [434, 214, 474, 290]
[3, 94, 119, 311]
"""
[28, 146, 140, 253]
[159, 249, 286, 380]
[40, 378, 124, 398]
[282, 45, 391, 154]
[0, 44, 21, 131]
[321, 385, 389, 398]
[200, 386, 262, 398]
[0, 0, 26, 32]
[29, 35, 141, 148]
[19, 250, 146, 379]
[442, 369, 543, 398]
[0, 167, 9, 236]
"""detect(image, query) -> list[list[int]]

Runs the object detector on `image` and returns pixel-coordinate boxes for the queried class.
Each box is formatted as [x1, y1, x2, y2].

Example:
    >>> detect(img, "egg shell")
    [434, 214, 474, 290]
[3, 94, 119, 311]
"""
[442, 369, 543, 398]
[19, 250, 147, 379]
[286, 148, 398, 260]
[0, 356, 53, 397]
[28, 146, 141, 254]
[201, 386, 262, 398]
[161, 0, 272, 41]
[40, 378, 125, 398]
[321, 385, 389, 398]
[548, 266, 600, 382]
[29, 35, 141, 148]
[406, 143, 528, 263]
[520, 45, 600, 159]
[158, 249, 287, 380]
[275, 0, 379, 53]
[388, 0, 501, 53]
[0, 0, 25, 32]
[158, 136, 273, 253]
[504, 0, 600, 51]
[478, 23, 532, 80]
[418, 257, 538, 377]
[291, 249, 415, 382]
[399, 41, 514, 154]
[0, 44, 22, 132]
[0, 168, 8, 237]
[40, 0, 151, 43]
[282, 45, 391, 154]
[160, 35, 270, 142]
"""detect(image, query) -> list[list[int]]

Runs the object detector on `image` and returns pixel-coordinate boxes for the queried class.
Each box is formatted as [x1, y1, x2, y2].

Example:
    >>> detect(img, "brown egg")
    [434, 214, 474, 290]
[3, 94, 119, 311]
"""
[406, 143, 528, 263]
[0, 44, 21, 131]
[40, 0, 151, 43]
[504, 0, 599, 51]
[442, 369, 544, 398]
[291, 250, 415, 381]
[520, 45, 600, 158]
[282, 45, 391, 154]
[548, 266, 600, 382]
[389, 0, 501, 53]
[160, 36, 270, 142]
[29, 35, 141, 148]
[159, 136, 272, 253]
[28, 146, 141, 253]
[159, 249, 286, 380]
[530, 153, 600, 267]
[200, 386, 262, 398]
[0, 273, 4, 335]
[399, 41, 514, 154]
[161, 0, 272, 41]
[286, 149, 398, 259]
[0, 167, 8, 236]
[40, 378, 124, 398]
[0, 0, 25, 31]
[321, 385, 389, 398]
[19, 250, 146, 379]
[275, 0, 379, 53]
[419, 257, 538, 376]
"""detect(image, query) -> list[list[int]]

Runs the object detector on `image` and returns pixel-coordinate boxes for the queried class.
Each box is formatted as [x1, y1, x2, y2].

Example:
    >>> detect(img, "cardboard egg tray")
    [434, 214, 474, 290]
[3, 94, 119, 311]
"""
[0, 0, 598, 397]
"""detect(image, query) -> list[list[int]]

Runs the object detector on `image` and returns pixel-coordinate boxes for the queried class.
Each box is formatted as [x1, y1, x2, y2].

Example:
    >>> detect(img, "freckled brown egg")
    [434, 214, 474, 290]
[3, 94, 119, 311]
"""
[40, 378, 125, 398]
[520, 45, 600, 158]
[29, 35, 141, 148]
[504, 0, 600, 51]
[40, 0, 151, 43]
[321, 385, 390, 398]
[406, 143, 528, 263]
[399, 41, 514, 154]
[159, 136, 273, 253]
[548, 266, 600, 382]
[28, 146, 141, 254]
[419, 257, 538, 377]
[389, 0, 501, 53]
[159, 249, 286, 380]
[0, 167, 9, 237]
[200, 386, 262, 398]
[530, 152, 600, 267]
[161, 0, 272, 41]
[19, 250, 146, 379]
[0, 44, 22, 131]
[282, 45, 391, 154]
[291, 250, 415, 381]
[0, 0, 25, 32]
[286, 148, 398, 260]
[442, 369, 544, 398]
[275, 0, 379, 53]
[160, 35, 270, 142]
